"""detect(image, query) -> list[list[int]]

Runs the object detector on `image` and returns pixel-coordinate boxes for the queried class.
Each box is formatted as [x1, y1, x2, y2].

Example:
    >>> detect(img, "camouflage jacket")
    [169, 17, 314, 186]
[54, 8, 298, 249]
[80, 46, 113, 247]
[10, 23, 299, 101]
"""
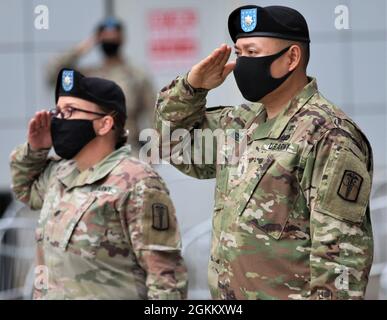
[46, 49, 156, 156]
[10, 144, 188, 300]
[155, 75, 374, 300]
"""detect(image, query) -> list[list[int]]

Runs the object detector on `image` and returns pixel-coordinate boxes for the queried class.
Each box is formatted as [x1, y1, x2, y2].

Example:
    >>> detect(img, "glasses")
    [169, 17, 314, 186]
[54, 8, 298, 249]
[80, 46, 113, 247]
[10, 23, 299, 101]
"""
[49, 106, 108, 120]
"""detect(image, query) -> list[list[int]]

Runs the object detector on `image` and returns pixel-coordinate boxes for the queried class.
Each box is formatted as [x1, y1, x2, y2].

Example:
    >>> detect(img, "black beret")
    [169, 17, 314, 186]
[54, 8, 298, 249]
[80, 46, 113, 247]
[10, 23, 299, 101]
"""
[228, 5, 310, 43]
[55, 68, 127, 118]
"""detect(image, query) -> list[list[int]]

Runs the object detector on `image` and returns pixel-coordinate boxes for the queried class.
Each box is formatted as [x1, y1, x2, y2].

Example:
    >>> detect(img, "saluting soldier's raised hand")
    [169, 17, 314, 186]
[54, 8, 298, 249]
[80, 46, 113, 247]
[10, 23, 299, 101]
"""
[75, 35, 98, 56]
[28, 110, 52, 151]
[187, 44, 236, 90]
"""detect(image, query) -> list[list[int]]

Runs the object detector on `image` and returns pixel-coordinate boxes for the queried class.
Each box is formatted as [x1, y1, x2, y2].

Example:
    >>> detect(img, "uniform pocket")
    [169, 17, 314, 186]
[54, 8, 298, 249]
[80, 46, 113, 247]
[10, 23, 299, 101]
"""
[53, 195, 98, 252]
[238, 152, 301, 240]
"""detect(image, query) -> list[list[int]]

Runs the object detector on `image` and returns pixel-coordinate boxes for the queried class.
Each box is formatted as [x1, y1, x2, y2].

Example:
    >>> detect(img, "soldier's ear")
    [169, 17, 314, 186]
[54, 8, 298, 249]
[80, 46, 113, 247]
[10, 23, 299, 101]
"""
[288, 45, 302, 71]
[95, 115, 114, 136]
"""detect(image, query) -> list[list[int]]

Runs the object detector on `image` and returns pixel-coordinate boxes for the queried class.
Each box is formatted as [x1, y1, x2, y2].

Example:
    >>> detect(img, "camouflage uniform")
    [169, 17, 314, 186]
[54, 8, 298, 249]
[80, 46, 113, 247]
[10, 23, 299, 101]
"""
[10, 143, 188, 299]
[46, 49, 156, 156]
[155, 75, 374, 300]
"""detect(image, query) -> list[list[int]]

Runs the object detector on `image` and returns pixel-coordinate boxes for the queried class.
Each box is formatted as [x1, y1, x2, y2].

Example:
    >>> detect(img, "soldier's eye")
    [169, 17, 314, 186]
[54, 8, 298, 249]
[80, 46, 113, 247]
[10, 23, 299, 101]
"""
[62, 108, 73, 118]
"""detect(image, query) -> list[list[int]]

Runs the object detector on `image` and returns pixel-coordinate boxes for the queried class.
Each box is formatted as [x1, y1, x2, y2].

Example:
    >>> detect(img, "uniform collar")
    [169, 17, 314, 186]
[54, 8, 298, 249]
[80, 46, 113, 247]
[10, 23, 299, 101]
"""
[250, 77, 318, 141]
[57, 146, 131, 189]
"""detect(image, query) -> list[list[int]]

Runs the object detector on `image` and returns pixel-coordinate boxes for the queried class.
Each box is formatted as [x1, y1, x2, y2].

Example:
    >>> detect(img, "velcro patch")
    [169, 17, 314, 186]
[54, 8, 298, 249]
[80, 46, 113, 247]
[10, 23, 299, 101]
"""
[314, 141, 371, 224]
[338, 170, 363, 202]
[152, 203, 169, 231]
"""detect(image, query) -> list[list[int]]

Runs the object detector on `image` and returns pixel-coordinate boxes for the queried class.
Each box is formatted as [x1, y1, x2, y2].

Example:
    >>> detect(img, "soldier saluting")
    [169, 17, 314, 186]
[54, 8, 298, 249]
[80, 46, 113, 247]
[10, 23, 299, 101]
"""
[10, 68, 187, 299]
[155, 5, 373, 300]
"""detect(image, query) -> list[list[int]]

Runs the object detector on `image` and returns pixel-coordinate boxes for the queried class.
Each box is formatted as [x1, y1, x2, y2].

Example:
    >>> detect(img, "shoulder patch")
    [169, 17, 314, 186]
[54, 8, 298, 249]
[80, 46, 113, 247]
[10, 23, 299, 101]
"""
[338, 170, 363, 202]
[315, 141, 371, 224]
[152, 203, 169, 231]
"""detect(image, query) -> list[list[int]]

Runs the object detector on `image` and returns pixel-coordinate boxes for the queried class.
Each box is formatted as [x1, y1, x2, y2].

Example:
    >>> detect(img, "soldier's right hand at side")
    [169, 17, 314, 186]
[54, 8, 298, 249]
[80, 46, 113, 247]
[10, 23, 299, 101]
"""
[28, 111, 52, 151]
[187, 44, 236, 90]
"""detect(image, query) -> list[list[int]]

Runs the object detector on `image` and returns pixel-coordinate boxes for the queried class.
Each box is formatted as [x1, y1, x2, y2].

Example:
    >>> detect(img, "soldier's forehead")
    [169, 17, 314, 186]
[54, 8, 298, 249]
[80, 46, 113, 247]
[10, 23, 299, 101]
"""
[57, 96, 99, 109]
[235, 37, 285, 49]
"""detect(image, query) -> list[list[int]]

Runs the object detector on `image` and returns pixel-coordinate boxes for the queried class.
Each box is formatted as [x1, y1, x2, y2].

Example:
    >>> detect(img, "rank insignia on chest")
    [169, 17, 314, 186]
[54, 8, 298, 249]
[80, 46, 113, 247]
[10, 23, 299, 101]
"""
[152, 203, 169, 231]
[338, 170, 363, 202]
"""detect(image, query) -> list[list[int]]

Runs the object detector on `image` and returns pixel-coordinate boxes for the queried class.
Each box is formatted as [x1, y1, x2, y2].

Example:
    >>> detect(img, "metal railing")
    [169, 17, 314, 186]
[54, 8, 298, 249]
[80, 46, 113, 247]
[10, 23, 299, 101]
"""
[0, 203, 38, 300]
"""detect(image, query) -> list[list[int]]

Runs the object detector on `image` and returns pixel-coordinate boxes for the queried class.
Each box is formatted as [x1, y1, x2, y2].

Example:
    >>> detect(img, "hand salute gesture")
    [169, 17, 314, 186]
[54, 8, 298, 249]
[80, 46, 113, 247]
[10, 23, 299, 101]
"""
[187, 44, 236, 90]
[28, 110, 52, 151]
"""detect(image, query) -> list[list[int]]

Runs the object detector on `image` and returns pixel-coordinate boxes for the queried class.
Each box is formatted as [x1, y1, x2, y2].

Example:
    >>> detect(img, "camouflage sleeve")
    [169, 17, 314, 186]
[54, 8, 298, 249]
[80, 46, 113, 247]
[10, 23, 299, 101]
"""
[135, 75, 157, 133]
[9, 143, 53, 210]
[303, 128, 373, 300]
[123, 175, 188, 300]
[155, 74, 231, 179]
[46, 47, 81, 86]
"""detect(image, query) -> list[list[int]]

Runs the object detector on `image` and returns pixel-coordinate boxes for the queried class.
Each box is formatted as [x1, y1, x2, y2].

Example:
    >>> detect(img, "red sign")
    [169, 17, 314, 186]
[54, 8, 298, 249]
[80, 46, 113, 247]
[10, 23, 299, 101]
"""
[148, 8, 199, 71]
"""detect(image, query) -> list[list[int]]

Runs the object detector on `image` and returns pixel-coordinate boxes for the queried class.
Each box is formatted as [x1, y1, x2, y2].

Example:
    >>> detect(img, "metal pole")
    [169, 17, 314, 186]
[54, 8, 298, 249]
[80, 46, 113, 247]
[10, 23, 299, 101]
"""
[105, 0, 114, 17]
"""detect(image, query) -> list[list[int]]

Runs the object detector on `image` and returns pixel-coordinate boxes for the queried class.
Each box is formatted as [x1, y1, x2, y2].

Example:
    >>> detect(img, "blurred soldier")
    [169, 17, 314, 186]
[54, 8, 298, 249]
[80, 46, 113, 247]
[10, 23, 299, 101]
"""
[46, 17, 155, 157]
[155, 5, 373, 300]
[10, 69, 187, 299]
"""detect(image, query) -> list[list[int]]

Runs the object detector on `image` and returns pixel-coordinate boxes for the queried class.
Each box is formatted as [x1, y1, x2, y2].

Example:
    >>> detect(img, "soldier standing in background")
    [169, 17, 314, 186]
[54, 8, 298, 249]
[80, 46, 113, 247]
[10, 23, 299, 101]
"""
[10, 69, 187, 299]
[46, 17, 155, 157]
[155, 5, 374, 300]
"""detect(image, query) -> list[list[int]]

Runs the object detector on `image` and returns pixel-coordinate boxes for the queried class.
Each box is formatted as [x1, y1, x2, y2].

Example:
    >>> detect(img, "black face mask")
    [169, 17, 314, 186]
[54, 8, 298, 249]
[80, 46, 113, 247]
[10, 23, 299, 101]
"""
[100, 41, 121, 57]
[233, 46, 293, 102]
[50, 117, 97, 160]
